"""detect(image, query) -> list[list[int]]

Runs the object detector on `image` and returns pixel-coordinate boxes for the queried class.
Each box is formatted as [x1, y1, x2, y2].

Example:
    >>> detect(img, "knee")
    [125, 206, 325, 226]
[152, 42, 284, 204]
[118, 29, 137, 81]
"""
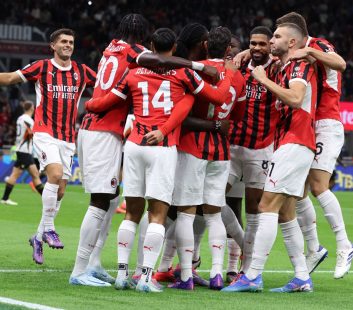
[310, 181, 327, 197]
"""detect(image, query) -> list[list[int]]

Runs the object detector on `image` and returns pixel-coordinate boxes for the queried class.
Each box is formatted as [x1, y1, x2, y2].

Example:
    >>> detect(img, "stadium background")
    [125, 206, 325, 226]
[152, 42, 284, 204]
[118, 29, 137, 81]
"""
[0, 0, 353, 190]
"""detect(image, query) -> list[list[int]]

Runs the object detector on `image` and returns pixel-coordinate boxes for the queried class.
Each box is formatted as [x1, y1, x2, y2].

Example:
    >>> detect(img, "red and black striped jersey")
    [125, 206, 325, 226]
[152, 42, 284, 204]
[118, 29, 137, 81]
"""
[112, 67, 204, 147]
[274, 60, 317, 152]
[229, 58, 278, 149]
[178, 59, 246, 161]
[17, 59, 96, 142]
[306, 36, 341, 122]
[80, 40, 148, 135]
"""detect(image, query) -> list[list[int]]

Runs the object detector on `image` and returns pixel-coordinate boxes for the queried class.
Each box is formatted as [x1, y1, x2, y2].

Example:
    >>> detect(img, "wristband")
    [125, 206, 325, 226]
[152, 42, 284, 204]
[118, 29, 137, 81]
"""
[191, 61, 205, 71]
[213, 120, 222, 132]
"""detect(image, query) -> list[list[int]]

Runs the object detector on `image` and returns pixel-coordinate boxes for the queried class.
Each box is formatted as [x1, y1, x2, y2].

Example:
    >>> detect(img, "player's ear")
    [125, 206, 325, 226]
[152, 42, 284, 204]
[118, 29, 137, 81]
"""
[172, 43, 177, 54]
[151, 42, 156, 53]
[49, 42, 55, 52]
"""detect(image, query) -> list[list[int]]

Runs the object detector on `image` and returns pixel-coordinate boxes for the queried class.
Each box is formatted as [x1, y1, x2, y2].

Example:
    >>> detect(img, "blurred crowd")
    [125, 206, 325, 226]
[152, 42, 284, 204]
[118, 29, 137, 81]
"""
[1, 0, 353, 146]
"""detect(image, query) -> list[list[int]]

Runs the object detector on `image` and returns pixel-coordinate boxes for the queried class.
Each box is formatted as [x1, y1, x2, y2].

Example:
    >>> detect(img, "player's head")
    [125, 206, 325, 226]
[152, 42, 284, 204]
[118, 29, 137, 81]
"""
[276, 12, 308, 37]
[49, 28, 75, 60]
[23, 100, 34, 115]
[207, 26, 232, 59]
[115, 14, 149, 44]
[249, 26, 272, 65]
[270, 23, 305, 58]
[151, 28, 177, 54]
[227, 34, 242, 59]
[175, 23, 208, 60]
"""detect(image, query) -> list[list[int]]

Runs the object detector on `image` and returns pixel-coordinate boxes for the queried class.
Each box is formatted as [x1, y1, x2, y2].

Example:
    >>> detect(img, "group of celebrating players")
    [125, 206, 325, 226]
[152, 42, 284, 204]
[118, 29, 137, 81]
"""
[0, 10, 351, 294]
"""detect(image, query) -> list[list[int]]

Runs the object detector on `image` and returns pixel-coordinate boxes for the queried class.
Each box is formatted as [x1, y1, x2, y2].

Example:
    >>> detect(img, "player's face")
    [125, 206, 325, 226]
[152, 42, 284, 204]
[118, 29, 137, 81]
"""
[249, 34, 270, 65]
[51, 34, 74, 60]
[227, 37, 242, 59]
[270, 27, 288, 57]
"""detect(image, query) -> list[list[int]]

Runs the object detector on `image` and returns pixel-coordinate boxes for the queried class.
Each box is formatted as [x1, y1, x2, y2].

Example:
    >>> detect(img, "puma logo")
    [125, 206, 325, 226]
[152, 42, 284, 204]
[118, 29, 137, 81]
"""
[118, 242, 128, 247]
[212, 244, 223, 250]
[49, 71, 56, 77]
[269, 179, 278, 187]
[144, 245, 153, 251]
[185, 249, 193, 253]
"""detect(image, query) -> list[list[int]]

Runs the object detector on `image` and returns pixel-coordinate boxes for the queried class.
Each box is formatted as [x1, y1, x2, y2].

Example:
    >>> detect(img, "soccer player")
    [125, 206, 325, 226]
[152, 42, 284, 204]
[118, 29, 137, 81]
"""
[171, 26, 245, 291]
[222, 23, 317, 293]
[70, 15, 221, 287]
[276, 12, 352, 279]
[84, 28, 233, 292]
[0, 28, 96, 265]
[227, 26, 279, 275]
[1, 101, 44, 205]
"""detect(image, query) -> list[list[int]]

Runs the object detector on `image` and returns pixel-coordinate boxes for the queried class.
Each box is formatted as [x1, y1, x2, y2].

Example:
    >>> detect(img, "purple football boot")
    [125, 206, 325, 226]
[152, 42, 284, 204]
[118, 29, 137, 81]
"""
[42, 230, 64, 249]
[168, 277, 194, 290]
[29, 236, 43, 264]
[209, 274, 224, 290]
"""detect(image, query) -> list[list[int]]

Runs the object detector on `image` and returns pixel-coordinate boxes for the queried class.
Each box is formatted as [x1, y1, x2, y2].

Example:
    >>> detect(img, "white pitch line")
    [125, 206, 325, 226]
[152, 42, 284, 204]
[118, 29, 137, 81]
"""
[0, 269, 348, 274]
[0, 296, 64, 310]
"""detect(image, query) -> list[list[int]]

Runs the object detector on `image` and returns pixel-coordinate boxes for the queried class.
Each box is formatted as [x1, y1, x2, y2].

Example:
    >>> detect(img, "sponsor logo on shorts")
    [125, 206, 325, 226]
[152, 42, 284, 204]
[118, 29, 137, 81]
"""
[111, 177, 117, 188]
[41, 151, 47, 161]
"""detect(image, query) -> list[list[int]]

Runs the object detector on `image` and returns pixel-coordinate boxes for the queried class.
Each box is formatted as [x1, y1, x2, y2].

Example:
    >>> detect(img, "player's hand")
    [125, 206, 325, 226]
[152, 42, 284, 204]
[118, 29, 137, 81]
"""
[225, 59, 239, 72]
[144, 130, 164, 145]
[219, 120, 230, 136]
[289, 47, 311, 61]
[251, 65, 267, 84]
[85, 99, 92, 111]
[202, 65, 219, 83]
[233, 49, 251, 68]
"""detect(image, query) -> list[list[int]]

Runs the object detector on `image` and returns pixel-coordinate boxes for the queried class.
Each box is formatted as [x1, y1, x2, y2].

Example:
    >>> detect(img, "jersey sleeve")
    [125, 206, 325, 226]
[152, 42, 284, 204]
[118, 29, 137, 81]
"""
[289, 61, 313, 86]
[180, 68, 205, 94]
[84, 65, 97, 87]
[16, 60, 43, 82]
[232, 71, 246, 102]
[313, 39, 336, 54]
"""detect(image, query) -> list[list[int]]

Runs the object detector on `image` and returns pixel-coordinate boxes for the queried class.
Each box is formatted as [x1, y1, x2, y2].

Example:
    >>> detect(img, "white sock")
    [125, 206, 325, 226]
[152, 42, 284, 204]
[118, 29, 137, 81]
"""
[117, 220, 137, 278]
[142, 223, 165, 269]
[158, 220, 177, 272]
[221, 204, 244, 248]
[296, 196, 320, 254]
[227, 238, 241, 273]
[241, 213, 259, 273]
[37, 183, 59, 239]
[175, 212, 195, 281]
[54, 199, 62, 219]
[71, 206, 106, 277]
[204, 212, 226, 278]
[135, 211, 149, 276]
[280, 218, 309, 281]
[193, 214, 206, 261]
[247, 213, 278, 280]
[317, 190, 351, 250]
[88, 196, 118, 269]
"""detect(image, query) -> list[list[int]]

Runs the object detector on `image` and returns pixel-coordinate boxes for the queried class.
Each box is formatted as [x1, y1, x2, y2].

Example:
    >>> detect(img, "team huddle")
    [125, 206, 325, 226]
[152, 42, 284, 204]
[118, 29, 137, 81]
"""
[0, 11, 351, 294]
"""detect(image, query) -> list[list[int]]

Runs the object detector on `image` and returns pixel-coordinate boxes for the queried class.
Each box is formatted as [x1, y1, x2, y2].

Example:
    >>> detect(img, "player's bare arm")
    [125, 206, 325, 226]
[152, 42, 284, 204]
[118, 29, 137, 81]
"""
[0, 72, 23, 85]
[182, 117, 230, 136]
[138, 53, 219, 81]
[289, 47, 346, 72]
[233, 49, 250, 68]
[252, 65, 306, 109]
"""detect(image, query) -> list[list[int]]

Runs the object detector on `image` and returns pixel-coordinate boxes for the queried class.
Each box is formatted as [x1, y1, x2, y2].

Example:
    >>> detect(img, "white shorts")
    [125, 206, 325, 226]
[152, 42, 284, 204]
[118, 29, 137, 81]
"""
[264, 143, 314, 197]
[77, 129, 123, 194]
[311, 119, 344, 173]
[172, 151, 230, 207]
[123, 141, 177, 205]
[33, 132, 76, 180]
[229, 144, 273, 189]
[226, 180, 245, 198]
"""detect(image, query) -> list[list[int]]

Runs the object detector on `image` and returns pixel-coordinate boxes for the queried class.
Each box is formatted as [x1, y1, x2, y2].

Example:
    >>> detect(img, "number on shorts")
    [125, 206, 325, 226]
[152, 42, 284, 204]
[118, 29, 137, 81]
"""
[137, 80, 174, 116]
[315, 142, 324, 156]
[94, 55, 119, 91]
[262, 160, 269, 170]
[269, 162, 275, 177]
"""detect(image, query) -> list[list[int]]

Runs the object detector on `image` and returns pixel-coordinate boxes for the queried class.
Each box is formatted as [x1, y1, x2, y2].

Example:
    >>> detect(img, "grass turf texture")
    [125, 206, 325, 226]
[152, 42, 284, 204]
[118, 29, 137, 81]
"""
[0, 184, 352, 310]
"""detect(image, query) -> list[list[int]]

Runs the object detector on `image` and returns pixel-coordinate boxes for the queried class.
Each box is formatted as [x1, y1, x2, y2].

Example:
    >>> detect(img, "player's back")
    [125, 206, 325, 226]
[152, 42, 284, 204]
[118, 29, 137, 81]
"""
[81, 39, 146, 135]
[15, 114, 34, 153]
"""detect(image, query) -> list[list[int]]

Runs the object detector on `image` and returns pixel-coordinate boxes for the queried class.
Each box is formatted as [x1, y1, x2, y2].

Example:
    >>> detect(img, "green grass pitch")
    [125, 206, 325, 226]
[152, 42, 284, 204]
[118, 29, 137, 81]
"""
[0, 184, 352, 309]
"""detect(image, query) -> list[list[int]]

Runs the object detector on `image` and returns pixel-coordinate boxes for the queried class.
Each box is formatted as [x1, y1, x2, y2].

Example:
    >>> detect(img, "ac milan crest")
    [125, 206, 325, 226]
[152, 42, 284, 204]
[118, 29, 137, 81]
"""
[111, 177, 117, 188]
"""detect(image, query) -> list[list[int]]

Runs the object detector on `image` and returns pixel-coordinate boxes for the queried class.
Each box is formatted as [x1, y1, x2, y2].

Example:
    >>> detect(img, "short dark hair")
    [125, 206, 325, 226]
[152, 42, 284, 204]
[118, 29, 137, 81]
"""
[151, 28, 176, 53]
[50, 28, 75, 43]
[277, 22, 306, 38]
[23, 100, 34, 111]
[250, 26, 272, 39]
[115, 14, 149, 44]
[276, 12, 309, 36]
[207, 26, 232, 58]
